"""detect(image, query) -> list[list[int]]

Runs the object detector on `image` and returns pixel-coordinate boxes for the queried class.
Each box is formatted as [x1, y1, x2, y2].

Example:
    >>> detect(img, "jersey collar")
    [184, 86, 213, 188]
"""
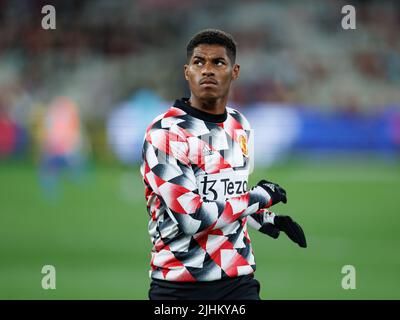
[173, 98, 228, 123]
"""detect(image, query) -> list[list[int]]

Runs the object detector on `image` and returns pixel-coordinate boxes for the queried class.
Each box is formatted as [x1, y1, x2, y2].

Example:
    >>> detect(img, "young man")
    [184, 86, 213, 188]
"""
[140, 29, 307, 300]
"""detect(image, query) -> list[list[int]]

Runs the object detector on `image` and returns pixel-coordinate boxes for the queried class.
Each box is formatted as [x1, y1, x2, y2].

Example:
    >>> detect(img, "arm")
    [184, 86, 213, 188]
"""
[141, 126, 272, 236]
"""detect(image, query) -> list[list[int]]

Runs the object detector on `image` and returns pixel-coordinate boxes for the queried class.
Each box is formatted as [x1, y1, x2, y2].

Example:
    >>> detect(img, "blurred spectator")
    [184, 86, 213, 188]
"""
[0, 104, 16, 158]
[38, 96, 89, 197]
[0, 100, 28, 159]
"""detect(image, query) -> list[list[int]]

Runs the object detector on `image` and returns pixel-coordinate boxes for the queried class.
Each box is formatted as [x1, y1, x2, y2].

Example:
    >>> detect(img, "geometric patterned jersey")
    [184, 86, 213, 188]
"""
[140, 98, 276, 282]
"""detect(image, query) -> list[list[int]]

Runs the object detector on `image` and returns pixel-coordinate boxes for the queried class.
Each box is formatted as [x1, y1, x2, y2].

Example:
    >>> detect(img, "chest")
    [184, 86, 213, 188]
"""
[185, 125, 253, 201]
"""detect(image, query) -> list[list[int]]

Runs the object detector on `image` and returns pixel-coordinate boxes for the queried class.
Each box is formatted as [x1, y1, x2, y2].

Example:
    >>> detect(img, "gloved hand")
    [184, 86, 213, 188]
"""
[259, 222, 280, 239]
[274, 215, 307, 248]
[257, 179, 287, 206]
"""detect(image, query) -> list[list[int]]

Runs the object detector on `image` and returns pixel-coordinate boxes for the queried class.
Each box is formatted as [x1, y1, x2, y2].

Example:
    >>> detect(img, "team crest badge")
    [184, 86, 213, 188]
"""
[238, 134, 248, 157]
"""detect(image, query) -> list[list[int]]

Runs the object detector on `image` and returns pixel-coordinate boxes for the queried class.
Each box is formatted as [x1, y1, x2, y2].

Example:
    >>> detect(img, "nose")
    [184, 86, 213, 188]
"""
[201, 62, 215, 76]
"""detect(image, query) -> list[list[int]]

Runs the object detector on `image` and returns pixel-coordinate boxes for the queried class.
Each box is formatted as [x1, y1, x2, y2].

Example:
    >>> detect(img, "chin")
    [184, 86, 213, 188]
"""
[198, 91, 219, 100]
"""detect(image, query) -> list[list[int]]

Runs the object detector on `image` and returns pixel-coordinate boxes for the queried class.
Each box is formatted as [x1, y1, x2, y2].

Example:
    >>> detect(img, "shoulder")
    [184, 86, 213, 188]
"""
[144, 107, 190, 164]
[145, 106, 187, 133]
[226, 107, 251, 130]
[145, 106, 189, 145]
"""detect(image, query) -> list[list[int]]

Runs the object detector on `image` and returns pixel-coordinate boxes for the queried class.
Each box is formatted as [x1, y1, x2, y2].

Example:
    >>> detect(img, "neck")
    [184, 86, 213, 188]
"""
[189, 95, 228, 115]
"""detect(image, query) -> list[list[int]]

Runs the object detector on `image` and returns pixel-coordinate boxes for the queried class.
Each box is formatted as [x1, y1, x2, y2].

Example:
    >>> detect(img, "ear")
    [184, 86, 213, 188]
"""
[232, 64, 240, 81]
[184, 64, 189, 81]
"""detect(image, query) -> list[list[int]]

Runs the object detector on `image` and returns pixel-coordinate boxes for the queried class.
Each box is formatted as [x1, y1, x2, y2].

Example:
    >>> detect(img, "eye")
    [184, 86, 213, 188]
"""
[215, 60, 225, 66]
[194, 60, 203, 66]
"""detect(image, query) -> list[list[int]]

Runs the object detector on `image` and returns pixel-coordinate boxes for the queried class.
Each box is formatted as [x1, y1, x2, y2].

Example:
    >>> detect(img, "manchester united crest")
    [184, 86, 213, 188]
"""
[238, 134, 248, 157]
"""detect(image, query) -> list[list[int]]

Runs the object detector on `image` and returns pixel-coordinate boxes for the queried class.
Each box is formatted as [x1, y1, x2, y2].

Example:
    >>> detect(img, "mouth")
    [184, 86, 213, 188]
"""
[200, 79, 218, 86]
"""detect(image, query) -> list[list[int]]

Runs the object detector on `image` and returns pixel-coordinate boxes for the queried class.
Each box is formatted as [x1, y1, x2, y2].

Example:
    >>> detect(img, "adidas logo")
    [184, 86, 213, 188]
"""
[202, 145, 213, 155]
[266, 183, 275, 192]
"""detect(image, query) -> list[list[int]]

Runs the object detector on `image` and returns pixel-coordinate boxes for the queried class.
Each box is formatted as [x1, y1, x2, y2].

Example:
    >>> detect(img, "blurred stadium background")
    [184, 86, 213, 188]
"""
[0, 0, 399, 299]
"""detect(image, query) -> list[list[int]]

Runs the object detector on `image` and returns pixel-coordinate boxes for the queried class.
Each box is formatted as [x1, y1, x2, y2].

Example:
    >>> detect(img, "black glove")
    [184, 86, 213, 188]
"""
[259, 223, 280, 239]
[257, 179, 287, 206]
[274, 215, 307, 248]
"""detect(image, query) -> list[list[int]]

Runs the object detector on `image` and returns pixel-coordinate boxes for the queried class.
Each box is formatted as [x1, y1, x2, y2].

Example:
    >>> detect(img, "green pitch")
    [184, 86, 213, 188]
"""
[1, 158, 399, 299]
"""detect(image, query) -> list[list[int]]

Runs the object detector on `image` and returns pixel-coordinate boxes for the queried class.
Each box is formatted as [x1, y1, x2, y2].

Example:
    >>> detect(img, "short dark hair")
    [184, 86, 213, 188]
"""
[186, 29, 237, 64]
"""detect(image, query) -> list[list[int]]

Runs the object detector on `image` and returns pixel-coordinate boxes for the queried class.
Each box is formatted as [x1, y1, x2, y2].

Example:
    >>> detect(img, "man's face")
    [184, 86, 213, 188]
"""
[184, 44, 240, 101]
